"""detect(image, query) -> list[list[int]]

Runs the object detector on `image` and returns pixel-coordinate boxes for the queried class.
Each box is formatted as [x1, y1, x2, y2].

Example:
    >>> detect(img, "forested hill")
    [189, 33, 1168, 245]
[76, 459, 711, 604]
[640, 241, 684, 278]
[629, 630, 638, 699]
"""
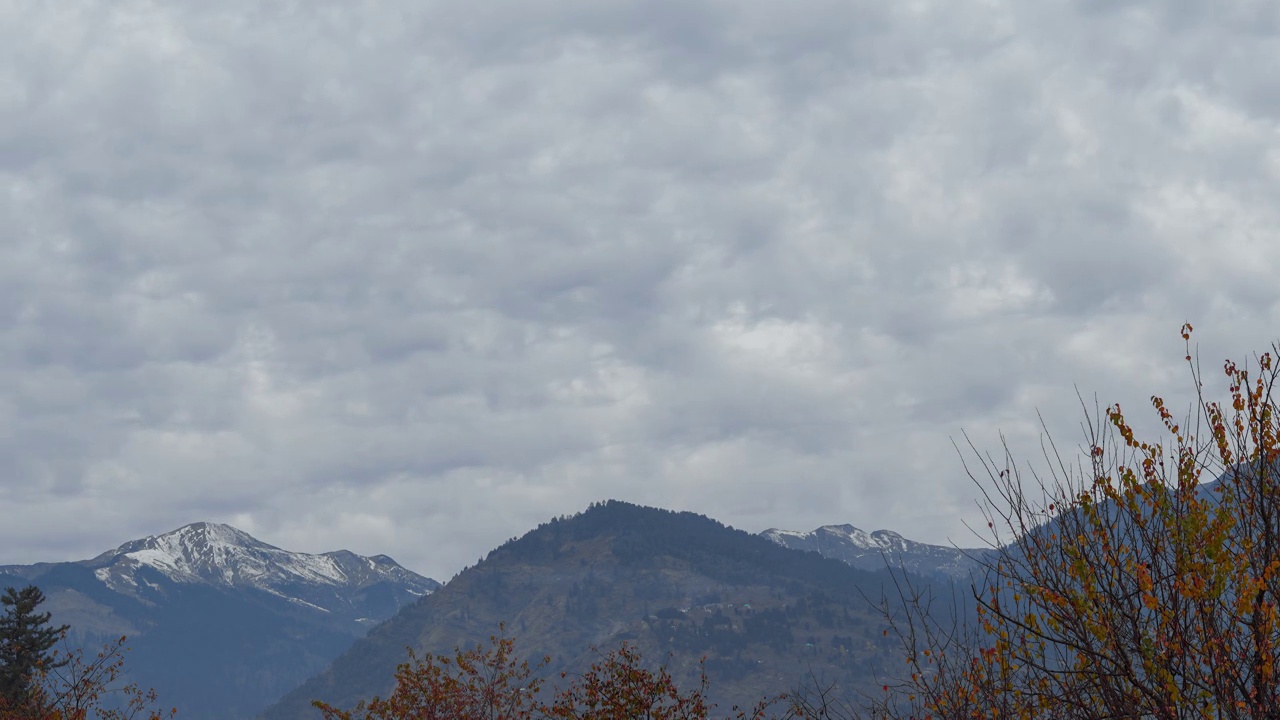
[492, 501, 893, 594]
[264, 501, 942, 720]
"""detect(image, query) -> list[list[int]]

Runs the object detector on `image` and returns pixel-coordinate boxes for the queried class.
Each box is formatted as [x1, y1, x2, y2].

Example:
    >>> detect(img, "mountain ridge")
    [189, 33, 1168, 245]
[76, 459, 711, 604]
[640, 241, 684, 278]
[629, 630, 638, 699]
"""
[75, 521, 437, 619]
[0, 521, 440, 720]
[263, 501, 922, 720]
[760, 523, 990, 580]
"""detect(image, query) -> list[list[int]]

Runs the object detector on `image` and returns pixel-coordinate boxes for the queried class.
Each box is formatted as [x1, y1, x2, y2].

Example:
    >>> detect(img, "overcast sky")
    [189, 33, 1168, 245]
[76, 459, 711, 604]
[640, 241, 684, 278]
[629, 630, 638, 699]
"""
[3, 1, 1279, 581]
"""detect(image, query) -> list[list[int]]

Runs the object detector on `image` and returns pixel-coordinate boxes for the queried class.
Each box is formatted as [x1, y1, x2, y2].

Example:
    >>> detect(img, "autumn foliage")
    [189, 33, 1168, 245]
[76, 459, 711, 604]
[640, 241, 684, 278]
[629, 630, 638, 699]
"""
[313, 626, 778, 720]
[545, 643, 774, 720]
[312, 628, 547, 720]
[862, 326, 1280, 719]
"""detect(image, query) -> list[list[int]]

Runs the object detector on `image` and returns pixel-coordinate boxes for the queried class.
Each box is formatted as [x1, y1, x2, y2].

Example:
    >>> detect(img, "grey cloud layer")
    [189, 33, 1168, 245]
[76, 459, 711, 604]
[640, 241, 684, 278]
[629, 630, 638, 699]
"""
[3, 1, 1279, 577]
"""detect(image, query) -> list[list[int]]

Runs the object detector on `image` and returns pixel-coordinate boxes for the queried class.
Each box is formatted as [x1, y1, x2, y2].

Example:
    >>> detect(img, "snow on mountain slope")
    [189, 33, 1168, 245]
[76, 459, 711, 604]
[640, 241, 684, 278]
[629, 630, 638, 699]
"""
[760, 523, 989, 580]
[87, 522, 439, 608]
[0, 523, 442, 720]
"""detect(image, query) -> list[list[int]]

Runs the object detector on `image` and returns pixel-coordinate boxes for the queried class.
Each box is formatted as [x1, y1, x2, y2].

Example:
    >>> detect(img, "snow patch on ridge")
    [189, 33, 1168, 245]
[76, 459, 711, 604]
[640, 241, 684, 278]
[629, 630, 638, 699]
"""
[763, 524, 887, 550]
[89, 521, 437, 602]
[761, 522, 987, 580]
[107, 522, 349, 590]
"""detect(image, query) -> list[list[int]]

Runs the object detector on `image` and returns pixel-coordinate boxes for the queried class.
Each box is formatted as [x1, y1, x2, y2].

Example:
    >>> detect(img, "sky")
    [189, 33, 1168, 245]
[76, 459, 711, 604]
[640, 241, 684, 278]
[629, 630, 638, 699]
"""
[4, 1, 1280, 582]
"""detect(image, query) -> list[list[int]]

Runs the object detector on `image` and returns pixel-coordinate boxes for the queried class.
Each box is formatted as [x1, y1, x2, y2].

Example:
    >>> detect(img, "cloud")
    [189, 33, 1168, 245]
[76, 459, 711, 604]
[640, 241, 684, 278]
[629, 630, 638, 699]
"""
[3, 0, 1280, 579]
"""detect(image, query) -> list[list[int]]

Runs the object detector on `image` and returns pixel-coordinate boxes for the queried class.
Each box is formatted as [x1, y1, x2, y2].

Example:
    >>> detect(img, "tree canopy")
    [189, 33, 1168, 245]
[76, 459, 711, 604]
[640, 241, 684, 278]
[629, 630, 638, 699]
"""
[0, 586, 68, 710]
[0, 586, 174, 720]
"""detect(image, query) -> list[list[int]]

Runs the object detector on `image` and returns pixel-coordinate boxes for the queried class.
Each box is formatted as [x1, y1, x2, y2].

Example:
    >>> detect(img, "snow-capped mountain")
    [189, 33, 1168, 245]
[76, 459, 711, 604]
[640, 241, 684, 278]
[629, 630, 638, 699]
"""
[0, 522, 440, 720]
[760, 523, 990, 580]
[88, 521, 437, 617]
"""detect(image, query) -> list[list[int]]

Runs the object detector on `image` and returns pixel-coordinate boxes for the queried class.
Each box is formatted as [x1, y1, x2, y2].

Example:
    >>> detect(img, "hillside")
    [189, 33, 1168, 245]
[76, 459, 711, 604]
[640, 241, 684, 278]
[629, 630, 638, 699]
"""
[264, 501, 932, 719]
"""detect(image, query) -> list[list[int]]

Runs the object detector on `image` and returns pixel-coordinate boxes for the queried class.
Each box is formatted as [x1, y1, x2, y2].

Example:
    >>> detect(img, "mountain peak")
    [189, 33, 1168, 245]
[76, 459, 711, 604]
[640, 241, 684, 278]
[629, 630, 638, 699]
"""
[141, 522, 271, 563]
[6, 523, 440, 720]
[89, 522, 438, 603]
[173, 521, 256, 542]
[761, 523, 986, 579]
[264, 500, 900, 720]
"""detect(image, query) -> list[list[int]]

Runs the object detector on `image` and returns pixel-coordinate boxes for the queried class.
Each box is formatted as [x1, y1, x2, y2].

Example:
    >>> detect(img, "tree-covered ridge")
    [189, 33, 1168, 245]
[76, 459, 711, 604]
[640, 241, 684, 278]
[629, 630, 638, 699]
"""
[263, 500, 933, 720]
[489, 500, 894, 596]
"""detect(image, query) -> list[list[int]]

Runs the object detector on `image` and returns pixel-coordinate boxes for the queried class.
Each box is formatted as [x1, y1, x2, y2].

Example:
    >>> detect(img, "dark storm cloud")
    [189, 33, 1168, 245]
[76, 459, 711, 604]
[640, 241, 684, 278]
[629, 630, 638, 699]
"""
[2, 0, 1280, 578]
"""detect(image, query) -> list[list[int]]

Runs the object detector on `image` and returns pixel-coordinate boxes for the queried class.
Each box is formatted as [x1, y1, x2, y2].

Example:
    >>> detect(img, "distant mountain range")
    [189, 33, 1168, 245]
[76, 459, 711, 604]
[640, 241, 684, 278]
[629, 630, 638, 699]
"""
[0, 522, 439, 720]
[263, 502, 950, 720]
[0, 511, 987, 720]
[760, 524, 990, 580]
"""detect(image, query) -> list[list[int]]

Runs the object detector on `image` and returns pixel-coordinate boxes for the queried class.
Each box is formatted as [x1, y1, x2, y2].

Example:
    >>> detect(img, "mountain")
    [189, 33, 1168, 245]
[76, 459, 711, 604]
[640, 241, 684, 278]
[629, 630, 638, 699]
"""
[0, 522, 439, 720]
[760, 524, 990, 580]
[264, 501, 930, 720]
[84, 521, 437, 628]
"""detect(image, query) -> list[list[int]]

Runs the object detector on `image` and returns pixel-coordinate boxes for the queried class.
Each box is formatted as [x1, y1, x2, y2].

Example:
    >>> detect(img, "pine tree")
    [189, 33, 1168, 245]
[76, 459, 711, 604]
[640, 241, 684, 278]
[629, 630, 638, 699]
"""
[0, 585, 70, 710]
